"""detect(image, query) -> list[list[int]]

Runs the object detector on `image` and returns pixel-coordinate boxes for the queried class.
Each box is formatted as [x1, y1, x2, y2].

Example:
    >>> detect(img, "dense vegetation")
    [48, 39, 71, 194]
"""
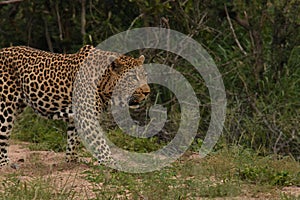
[0, 0, 299, 160]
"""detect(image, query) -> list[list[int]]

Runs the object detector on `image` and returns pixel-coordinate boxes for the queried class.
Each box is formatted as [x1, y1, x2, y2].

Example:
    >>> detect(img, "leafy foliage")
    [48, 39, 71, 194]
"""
[0, 0, 299, 159]
[12, 108, 67, 152]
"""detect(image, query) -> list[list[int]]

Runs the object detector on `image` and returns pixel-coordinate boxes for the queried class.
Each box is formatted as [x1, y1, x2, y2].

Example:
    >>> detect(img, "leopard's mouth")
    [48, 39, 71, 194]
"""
[128, 87, 150, 109]
[128, 95, 148, 109]
[128, 99, 142, 109]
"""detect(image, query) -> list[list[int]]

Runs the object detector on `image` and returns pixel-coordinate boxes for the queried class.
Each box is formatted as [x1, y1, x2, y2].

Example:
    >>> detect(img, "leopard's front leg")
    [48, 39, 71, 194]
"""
[0, 101, 25, 167]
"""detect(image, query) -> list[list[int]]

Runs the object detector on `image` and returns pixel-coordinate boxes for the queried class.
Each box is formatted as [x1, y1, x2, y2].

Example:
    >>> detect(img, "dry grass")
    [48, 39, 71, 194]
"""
[0, 142, 299, 200]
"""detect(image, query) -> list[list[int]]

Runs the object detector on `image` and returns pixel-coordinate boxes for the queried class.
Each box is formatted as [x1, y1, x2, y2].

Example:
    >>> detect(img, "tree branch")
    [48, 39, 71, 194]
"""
[224, 4, 247, 55]
[44, 19, 53, 52]
[230, 9, 264, 83]
[55, 1, 63, 41]
[0, 0, 23, 5]
[128, 13, 144, 30]
[80, 0, 86, 38]
[232, 11, 250, 30]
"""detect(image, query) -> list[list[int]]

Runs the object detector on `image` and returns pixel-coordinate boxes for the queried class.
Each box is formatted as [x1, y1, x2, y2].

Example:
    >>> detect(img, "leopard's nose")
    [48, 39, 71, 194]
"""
[141, 84, 150, 97]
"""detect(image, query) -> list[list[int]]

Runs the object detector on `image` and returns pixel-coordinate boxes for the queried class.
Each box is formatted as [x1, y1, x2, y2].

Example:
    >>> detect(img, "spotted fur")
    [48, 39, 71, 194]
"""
[0, 45, 150, 166]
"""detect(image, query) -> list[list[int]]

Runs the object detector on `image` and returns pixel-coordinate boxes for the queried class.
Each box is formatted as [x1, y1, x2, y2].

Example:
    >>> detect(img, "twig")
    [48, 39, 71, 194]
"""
[0, 0, 23, 5]
[128, 13, 144, 30]
[219, 54, 249, 68]
[160, 17, 171, 65]
[273, 131, 283, 154]
[224, 4, 247, 56]
[55, 1, 63, 41]
[80, 0, 86, 37]
[44, 19, 53, 52]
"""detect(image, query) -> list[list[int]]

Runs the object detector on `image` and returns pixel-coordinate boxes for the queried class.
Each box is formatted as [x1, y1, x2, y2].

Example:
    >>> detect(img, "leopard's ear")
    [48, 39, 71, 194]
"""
[108, 55, 124, 72]
[108, 55, 118, 64]
[138, 55, 145, 65]
[78, 45, 93, 54]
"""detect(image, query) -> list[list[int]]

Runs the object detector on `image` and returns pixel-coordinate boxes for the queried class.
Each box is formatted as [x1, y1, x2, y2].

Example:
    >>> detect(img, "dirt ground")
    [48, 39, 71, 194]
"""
[0, 142, 299, 200]
[0, 142, 101, 199]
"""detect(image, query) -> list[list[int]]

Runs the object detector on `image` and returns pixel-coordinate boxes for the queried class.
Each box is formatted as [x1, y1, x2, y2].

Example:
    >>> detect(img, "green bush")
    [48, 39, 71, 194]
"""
[12, 108, 67, 152]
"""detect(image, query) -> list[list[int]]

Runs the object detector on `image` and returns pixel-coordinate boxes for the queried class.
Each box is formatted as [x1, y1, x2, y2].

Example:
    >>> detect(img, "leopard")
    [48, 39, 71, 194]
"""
[0, 45, 150, 167]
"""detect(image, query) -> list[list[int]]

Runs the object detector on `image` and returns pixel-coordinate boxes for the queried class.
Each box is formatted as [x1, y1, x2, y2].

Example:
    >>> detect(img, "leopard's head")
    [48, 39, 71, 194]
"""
[96, 52, 150, 109]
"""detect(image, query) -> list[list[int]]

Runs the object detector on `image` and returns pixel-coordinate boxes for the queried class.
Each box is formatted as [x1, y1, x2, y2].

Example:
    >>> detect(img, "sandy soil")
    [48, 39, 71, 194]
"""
[0, 142, 299, 200]
[0, 142, 101, 199]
